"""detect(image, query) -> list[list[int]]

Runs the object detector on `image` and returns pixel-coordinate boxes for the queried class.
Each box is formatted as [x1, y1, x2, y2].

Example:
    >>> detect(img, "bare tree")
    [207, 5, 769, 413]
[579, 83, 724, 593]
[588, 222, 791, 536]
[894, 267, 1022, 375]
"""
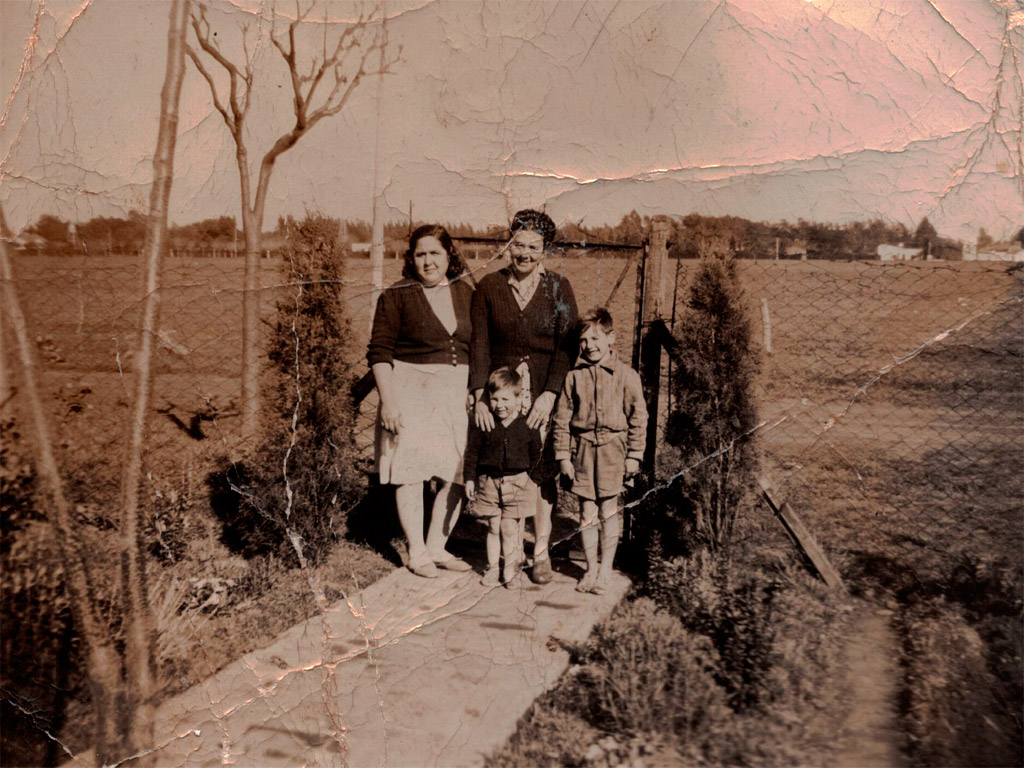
[187, 0, 394, 440]
[0, 2, 190, 762]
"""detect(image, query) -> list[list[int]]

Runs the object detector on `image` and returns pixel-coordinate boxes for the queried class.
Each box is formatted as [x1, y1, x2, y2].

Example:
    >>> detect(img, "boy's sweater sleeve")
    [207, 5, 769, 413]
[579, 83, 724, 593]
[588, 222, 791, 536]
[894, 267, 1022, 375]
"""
[463, 423, 481, 483]
[552, 374, 575, 462]
[624, 368, 648, 461]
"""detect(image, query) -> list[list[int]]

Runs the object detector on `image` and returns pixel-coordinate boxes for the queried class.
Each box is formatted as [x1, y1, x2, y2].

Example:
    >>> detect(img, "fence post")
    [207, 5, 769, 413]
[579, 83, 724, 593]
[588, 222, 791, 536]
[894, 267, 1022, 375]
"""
[639, 216, 672, 486]
[760, 298, 773, 354]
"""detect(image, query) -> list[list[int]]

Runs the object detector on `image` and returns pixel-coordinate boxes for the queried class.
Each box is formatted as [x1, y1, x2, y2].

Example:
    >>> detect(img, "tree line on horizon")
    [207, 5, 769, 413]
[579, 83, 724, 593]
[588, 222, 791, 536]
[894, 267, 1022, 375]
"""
[17, 209, 969, 261]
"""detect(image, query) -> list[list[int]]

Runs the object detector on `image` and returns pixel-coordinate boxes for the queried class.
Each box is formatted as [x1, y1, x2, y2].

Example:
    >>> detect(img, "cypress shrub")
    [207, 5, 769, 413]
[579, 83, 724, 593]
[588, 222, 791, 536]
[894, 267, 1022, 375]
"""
[665, 252, 759, 550]
[214, 214, 363, 567]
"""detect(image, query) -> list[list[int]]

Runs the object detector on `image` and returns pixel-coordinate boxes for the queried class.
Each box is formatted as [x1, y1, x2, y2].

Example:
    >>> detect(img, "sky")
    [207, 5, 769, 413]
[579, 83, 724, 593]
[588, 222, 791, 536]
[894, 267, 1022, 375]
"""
[1, 0, 1022, 241]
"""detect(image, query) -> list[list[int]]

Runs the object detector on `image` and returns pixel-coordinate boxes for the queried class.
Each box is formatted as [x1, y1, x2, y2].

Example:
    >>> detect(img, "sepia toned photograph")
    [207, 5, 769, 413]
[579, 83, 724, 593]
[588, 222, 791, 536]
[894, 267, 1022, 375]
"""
[1, 1, 1022, 765]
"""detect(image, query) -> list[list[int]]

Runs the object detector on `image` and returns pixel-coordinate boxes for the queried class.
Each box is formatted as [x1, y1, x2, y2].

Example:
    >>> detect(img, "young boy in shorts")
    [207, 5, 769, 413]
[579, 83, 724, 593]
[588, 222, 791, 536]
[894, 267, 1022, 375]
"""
[464, 368, 543, 587]
[552, 307, 648, 594]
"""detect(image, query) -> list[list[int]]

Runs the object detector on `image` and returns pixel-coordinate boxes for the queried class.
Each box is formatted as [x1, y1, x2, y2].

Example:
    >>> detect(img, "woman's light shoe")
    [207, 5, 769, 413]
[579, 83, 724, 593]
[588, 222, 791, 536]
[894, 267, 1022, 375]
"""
[408, 559, 440, 579]
[434, 555, 472, 572]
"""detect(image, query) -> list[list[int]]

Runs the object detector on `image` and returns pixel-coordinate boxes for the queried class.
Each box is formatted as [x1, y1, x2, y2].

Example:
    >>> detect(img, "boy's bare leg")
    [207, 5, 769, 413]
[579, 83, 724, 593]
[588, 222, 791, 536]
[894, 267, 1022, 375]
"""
[481, 517, 501, 586]
[596, 496, 621, 582]
[486, 517, 501, 570]
[577, 499, 599, 591]
[500, 517, 523, 584]
[532, 479, 555, 573]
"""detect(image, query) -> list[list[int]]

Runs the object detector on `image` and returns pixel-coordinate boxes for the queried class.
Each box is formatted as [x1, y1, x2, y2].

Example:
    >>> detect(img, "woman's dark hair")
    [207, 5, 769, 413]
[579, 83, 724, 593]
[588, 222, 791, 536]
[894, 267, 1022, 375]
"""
[510, 209, 557, 248]
[402, 224, 467, 281]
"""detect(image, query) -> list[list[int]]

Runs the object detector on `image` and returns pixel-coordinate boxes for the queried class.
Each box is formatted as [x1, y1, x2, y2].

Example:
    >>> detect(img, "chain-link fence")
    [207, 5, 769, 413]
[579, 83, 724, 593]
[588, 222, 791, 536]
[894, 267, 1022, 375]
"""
[4, 247, 1020, 586]
[662, 257, 1024, 587]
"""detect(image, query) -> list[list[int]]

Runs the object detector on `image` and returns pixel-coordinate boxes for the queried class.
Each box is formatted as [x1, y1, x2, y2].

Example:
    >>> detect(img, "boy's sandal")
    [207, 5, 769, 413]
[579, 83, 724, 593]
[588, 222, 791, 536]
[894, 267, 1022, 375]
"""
[575, 571, 597, 593]
[480, 567, 500, 587]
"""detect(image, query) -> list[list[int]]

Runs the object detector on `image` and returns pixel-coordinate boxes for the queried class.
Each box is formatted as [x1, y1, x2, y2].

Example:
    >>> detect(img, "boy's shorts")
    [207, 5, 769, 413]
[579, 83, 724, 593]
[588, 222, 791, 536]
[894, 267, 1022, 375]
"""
[470, 472, 538, 520]
[569, 430, 628, 501]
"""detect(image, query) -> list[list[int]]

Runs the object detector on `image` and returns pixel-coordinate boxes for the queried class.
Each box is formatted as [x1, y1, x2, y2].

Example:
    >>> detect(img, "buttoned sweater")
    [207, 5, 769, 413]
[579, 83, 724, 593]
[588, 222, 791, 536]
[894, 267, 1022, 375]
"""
[469, 268, 578, 396]
[463, 416, 543, 482]
[367, 277, 474, 367]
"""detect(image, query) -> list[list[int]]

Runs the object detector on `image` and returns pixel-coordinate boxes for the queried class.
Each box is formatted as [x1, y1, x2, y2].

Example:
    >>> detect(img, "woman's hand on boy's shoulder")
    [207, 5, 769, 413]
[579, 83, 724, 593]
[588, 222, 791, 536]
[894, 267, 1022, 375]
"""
[526, 391, 556, 429]
[473, 399, 494, 431]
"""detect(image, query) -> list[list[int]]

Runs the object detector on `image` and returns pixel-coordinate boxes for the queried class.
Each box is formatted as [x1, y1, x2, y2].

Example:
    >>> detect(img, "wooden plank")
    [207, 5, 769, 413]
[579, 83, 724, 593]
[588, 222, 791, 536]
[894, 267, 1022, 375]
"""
[758, 475, 845, 590]
[351, 370, 376, 404]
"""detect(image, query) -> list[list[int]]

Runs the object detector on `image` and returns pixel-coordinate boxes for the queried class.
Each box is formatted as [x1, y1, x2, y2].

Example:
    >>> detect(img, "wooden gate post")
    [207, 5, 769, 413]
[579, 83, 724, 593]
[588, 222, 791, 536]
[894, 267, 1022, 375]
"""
[639, 217, 672, 485]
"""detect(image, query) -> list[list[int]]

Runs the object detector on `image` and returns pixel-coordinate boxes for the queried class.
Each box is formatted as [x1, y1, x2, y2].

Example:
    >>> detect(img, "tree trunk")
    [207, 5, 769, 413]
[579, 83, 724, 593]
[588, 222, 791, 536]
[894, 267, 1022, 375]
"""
[0, 206, 127, 763]
[116, 0, 190, 759]
[240, 207, 262, 442]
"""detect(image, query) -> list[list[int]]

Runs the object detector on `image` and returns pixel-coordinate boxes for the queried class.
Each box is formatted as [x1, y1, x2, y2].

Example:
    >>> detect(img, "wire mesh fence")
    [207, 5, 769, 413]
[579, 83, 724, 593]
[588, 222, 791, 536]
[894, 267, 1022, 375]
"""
[2, 247, 1021, 585]
[666, 257, 1023, 587]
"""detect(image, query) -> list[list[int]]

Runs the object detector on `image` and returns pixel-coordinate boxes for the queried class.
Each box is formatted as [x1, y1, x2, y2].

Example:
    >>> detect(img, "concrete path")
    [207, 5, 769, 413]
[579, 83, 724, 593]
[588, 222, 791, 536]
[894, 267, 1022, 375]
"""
[77, 563, 629, 767]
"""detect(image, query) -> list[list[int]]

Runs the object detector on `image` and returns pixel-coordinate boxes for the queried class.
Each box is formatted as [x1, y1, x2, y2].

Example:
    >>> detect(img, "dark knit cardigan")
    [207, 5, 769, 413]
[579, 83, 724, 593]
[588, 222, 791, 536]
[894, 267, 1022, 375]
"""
[367, 277, 474, 367]
[463, 416, 543, 482]
[469, 268, 579, 396]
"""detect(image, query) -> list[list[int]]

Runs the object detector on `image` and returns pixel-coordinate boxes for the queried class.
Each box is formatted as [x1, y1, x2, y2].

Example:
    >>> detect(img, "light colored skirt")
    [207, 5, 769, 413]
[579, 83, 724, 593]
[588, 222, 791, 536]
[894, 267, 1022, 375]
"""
[375, 360, 469, 486]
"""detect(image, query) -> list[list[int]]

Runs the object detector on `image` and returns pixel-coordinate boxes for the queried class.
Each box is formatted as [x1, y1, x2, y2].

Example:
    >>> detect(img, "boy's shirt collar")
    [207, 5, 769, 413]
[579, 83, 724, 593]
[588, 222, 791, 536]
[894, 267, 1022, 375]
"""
[574, 350, 618, 372]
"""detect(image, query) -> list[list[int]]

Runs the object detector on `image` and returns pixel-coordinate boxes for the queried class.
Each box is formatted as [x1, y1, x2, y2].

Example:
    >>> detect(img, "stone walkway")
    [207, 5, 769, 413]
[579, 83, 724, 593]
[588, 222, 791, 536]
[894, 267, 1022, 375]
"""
[73, 562, 629, 767]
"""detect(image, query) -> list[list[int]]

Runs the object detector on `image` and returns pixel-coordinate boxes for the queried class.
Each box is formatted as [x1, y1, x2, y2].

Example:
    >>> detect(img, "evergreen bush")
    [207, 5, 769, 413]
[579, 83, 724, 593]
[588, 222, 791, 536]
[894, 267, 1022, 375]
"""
[665, 252, 759, 550]
[214, 214, 362, 567]
[647, 554, 779, 712]
[575, 598, 729, 742]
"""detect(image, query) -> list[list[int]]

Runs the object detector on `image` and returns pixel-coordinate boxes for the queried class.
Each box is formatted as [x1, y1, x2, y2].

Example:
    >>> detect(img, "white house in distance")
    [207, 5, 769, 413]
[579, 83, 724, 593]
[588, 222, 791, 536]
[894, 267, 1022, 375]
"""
[963, 231, 1024, 262]
[877, 244, 923, 261]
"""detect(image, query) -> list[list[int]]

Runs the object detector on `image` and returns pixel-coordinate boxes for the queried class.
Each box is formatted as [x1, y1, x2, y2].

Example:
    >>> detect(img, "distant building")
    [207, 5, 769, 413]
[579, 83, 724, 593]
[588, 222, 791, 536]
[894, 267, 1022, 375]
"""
[784, 240, 807, 258]
[877, 244, 923, 261]
[966, 242, 1024, 262]
[11, 233, 48, 251]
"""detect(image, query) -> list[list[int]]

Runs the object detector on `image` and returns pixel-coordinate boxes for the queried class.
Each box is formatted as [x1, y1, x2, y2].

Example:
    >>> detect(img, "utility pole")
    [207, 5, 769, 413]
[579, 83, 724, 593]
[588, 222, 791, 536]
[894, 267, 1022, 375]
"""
[368, 2, 388, 331]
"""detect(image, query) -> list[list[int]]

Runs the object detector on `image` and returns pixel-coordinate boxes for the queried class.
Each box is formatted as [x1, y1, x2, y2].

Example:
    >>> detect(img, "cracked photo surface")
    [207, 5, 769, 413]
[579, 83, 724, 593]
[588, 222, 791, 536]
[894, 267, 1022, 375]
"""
[1, 1, 1022, 766]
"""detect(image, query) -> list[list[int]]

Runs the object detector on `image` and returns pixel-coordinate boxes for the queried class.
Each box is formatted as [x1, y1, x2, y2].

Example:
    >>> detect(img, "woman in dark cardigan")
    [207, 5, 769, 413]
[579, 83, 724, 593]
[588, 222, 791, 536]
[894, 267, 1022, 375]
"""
[470, 209, 579, 584]
[368, 225, 474, 578]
